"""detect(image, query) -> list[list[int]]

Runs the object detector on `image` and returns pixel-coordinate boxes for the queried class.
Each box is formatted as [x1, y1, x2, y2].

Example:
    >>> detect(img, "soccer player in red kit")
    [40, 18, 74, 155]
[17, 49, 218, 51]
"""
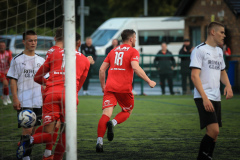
[96, 29, 156, 152]
[17, 29, 91, 160]
[0, 41, 12, 105]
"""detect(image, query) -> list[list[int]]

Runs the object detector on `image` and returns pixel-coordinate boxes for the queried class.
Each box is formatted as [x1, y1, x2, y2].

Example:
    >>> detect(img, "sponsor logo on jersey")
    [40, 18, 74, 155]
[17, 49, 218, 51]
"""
[133, 56, 139, 60]
[37, 63, 41, 67]
[114, 46, 130, 51]
[24, 69, 36, 78]
[208, 60, 222, 70]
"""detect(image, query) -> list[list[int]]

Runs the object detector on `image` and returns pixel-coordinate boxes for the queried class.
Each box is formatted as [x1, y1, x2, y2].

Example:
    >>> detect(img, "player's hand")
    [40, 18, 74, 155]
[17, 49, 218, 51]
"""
[87, 56, 95, 65]
[101, 85, 105, 93]
[148, 80, 156, 88]
[203, 98, 214, 112]
[224, 85, 233, 99]
[13, 97, 21, 110]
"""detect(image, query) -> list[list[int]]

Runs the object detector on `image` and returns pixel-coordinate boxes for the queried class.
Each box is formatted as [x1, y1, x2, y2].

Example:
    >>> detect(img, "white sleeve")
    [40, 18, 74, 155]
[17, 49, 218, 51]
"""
[220, 49, 226, 70]
[189, 48, 203, 69]
[7, 58, 19, 80]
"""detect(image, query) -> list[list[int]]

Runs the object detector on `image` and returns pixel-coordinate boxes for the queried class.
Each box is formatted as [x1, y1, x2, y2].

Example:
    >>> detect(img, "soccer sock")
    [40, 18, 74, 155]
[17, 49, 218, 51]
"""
[3, 87, 9, 95]
[46, 127, 59, 150]
[53, 131, 66, 160]
[197, 134, 215, 160]
[97, 114, 110, 137]
[208, 141, 216, 158]
[97, 137, 103, 145]
[32, 132, 52, 144]
[44, 149, 52, 158]
[35, 125, 44, 134]
[113, 112, 130, 125]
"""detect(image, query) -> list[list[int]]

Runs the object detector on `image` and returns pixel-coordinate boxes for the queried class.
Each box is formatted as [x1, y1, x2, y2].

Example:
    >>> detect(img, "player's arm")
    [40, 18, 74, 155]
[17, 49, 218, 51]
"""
[220, 70, 233, 99]
[99, 62, 109, 92]
[191, 68, 214, 112]
[34, 64, 49, 85]
[10, 79, 21, 110]
[131, 61, 156, 88]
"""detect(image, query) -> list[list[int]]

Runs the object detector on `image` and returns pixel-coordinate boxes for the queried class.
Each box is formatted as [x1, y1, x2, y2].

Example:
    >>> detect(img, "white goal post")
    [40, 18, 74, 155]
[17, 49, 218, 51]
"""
[64, 0, 77, 160]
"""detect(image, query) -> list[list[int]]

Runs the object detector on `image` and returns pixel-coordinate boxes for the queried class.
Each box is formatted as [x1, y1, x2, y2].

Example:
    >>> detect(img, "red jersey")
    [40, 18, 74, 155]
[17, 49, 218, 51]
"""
[75, 50, 90, 92]
[0, 50, 12, 74]
[104, 44, 140, 93]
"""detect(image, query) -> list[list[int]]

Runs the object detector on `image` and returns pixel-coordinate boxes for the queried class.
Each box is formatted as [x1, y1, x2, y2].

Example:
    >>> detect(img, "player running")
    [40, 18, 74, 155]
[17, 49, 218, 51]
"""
[96, 29, 156, 152]
[0, 41, 12, 105]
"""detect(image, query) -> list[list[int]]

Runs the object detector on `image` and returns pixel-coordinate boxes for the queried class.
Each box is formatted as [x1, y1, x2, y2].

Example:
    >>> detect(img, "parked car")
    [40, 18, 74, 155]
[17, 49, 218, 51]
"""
[0, 35, 55, 57]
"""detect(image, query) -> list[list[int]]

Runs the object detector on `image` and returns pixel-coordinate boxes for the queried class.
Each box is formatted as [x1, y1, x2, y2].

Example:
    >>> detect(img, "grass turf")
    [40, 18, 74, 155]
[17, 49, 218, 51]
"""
[0, 95, 239, 159]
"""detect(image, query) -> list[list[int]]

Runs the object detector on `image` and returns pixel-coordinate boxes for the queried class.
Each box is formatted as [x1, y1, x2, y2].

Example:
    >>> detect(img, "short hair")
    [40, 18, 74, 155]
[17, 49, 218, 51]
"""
[76, 33, 81, 42]
[55, 28, 63, 41]
[207, 22, 225, 35]
[85, 37, 91, 41]
[23, 30, 37, 40]
[0, 41, 5, 44]
[121, 29, 136, 42]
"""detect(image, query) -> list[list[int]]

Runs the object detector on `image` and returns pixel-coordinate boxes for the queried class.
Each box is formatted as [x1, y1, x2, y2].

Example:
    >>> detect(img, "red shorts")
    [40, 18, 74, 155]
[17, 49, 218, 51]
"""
[102, 91, 134, 112]
[42, 92, 65, 125]
[0, 73, 8, 82]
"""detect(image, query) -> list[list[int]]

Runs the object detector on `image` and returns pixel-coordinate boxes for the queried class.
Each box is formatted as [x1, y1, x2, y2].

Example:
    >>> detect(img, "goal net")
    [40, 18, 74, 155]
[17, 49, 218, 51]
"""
[0, 0, 76, 159]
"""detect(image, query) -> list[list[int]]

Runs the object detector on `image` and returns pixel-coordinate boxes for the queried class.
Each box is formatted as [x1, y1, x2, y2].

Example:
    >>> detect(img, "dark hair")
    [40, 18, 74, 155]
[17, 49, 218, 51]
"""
[121, 29, 136, 42]
[207, 22, 225, 35]
[23, 30, 37, 40]
[76, 32, 81, 42]
[55, 28, 63, 41]
[0, 41, 5, 44]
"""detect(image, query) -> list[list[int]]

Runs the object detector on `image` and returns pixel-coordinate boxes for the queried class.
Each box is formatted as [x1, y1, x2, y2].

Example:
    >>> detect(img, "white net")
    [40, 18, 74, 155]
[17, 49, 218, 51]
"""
[0, 0, 64, 159]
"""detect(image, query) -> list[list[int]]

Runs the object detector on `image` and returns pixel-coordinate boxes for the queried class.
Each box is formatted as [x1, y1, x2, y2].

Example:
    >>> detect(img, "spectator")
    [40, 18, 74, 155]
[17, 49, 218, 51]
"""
[222, 43, 231, 56]
[179, 39, 194, 94]
[154, 42, 175, 95]
[105, 39, 119, 55]
[0, 41, 12, 105]
[81, 37, 96, 95]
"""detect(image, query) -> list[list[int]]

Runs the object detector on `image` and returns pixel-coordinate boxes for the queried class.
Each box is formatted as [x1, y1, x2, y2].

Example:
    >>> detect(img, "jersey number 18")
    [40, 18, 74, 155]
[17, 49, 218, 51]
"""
[114, 52, 124, 66]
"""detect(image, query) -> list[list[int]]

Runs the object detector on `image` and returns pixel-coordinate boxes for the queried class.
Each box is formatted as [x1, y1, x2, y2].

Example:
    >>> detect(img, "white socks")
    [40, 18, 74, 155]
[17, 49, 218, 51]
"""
[112, 119, 117, 126]
[97, 137, 103, 145]
[44, 149, 52, 157]
[30, 136, 34, 144]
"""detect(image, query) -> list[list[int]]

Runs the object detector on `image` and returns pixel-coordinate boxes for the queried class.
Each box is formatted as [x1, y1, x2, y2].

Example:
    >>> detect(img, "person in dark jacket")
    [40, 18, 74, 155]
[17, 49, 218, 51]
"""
[179, 39, 194, 94]
[105, 39, 119, 55]
[81, 37, 96, 95]
[154, 42, 175, 95]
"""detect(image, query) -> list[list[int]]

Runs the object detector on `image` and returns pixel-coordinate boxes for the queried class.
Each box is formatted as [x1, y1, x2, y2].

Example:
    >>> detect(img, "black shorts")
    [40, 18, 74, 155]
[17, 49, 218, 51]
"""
[194, 98, 222, 129]
[17, 107, 42, 128]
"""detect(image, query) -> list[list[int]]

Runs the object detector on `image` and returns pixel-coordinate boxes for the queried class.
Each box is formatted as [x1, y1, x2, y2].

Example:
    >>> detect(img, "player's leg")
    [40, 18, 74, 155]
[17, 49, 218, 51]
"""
[195, 99, 221, 160]
[53, 122, 65, 160]
[1, 76, 10, 105]
[181, 72, 187, 94]
[167, 73, 174, 95]
[96, 91, 117, 152]
[108, 92, 134, 141]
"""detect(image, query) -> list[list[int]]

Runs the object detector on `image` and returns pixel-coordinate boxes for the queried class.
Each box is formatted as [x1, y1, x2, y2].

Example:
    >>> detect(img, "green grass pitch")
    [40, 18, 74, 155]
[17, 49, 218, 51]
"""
[0, 95, 239, 159]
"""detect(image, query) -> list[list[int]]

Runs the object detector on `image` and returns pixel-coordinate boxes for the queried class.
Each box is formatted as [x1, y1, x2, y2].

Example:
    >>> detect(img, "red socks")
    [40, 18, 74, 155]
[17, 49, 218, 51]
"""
[114, 112, 130, 124]
[46, 127, 59, 150]
[97, 114, 110, 137]
[3, 87, 9, 95]
[53, 131, 65, 160]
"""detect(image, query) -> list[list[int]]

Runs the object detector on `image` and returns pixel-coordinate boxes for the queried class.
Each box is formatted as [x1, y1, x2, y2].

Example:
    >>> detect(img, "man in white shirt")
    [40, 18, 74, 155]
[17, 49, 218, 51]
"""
[7, 30, 45, 160]
[190, 22, 233, 160]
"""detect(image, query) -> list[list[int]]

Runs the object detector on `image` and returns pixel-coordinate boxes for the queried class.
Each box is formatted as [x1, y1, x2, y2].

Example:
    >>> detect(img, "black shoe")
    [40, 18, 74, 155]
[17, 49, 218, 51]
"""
[107, 121, 114, 141]
[96, 143, 103, 152]
[16, 135, 31, 160]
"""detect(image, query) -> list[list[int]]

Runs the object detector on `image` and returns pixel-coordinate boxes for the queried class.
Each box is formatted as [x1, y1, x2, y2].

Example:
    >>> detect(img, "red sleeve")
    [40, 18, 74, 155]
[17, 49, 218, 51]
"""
[8, 50, 13, 64]
[131, 49, 140, 62]
[34, 54, 51, 85]
[103, 53, 110, 63]
[83, 57, 90, 77]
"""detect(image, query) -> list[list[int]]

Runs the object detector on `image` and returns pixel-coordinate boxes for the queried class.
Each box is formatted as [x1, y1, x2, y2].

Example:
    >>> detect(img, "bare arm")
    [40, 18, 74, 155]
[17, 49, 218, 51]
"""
[220, 70, 233, 99]
[99, 62, 109, 92]
[191, 68, 214, 112]
[131, 61, 156, 88]
[10, 79, 21, 110]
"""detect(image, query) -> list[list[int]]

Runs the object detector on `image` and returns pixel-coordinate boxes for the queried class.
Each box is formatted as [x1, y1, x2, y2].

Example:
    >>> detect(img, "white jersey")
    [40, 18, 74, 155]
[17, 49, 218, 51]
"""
[7, 52, 45, 108]
[190, 43, 226, 101]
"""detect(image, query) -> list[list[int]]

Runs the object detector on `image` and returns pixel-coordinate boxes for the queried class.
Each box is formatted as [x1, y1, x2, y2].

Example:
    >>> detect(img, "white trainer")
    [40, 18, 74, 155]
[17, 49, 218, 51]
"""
[3, 96, 8, 105]
[7, 95, 12, 104]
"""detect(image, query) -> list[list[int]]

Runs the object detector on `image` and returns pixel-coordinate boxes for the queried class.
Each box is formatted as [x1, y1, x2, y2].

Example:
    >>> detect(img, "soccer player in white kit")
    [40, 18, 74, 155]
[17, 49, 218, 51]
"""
[7, 30, 45, 160]
[190, 22, 233, 160]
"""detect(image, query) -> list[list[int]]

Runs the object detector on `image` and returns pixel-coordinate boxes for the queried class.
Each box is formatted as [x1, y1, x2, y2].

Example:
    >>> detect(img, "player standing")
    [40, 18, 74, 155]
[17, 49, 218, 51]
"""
[7, 30, 45, 160]
[190, 22, 233, 160]
[17, 29, 92, 160]
[96, 29, 156, 152]
[0, 41, 12, 105]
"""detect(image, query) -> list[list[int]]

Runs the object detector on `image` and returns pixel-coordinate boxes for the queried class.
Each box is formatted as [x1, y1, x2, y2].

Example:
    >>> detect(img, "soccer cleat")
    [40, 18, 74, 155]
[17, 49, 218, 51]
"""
[42, 155, 54, 160]
[2, 96, 8, 105]
[107, 121, 114, 141]
[7, 95, 12, 104]
[16, 136, 31, 160]
[96, 143, 103, 152]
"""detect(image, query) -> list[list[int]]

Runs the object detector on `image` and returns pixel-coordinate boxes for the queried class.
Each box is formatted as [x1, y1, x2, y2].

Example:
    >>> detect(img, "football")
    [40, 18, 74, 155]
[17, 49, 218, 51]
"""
[18, 109, 37, 128]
